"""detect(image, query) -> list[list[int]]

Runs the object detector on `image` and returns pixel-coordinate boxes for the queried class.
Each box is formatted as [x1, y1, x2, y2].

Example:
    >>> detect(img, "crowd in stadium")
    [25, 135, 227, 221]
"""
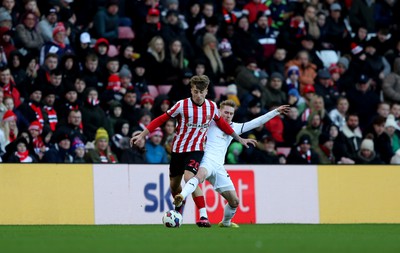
[0, 0, 400, 164]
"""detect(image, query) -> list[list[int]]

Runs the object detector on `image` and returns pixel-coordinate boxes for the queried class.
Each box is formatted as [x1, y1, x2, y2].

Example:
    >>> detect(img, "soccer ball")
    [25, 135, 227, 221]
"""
[162, 210, 183, 228]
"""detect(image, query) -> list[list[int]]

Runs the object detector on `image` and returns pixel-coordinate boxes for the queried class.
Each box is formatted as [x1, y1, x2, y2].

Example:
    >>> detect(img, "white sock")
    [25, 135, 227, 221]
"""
[199, 208, 208, 218]
[222, 204, 237, 225]
[181, 177, 199, 199]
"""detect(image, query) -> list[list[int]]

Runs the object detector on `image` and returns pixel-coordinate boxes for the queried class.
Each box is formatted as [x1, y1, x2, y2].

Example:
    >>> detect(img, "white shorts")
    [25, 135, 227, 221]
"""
[200, 157, 235, 193]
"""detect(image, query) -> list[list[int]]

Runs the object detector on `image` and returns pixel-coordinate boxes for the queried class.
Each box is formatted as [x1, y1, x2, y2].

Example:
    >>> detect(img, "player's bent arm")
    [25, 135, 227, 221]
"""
[146, 113, 171, 132]
[240, 109, 280, 134]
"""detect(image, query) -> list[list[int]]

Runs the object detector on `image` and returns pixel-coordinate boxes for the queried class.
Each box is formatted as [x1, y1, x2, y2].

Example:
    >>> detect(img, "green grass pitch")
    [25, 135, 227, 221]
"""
[0, 224, 399, 253]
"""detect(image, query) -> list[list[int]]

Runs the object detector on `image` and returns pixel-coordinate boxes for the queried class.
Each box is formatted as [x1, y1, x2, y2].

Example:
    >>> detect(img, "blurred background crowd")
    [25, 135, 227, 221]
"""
[0, 0, 400, 164]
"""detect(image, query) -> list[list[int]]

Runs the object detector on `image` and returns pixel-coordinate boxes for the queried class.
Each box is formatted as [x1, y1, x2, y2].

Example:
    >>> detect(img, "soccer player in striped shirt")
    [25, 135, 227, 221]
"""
[131, 75, 256, 227]
[174, 100, 290, 227]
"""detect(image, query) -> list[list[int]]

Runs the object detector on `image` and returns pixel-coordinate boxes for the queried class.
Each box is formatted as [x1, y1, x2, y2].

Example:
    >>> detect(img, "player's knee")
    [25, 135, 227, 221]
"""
[229, 197, 239, 208]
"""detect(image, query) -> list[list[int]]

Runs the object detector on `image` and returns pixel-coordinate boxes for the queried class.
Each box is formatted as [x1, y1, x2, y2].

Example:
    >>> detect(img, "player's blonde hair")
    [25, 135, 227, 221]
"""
[220, 100, 237, 109]
[190, 75, 210, 91]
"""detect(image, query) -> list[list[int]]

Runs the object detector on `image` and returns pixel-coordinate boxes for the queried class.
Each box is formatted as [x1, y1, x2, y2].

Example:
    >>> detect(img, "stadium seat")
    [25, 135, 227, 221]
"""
[148, 85, 159, 98]
[158, 85, 172, 95]
[214, 86, 227, 101]
[118, 26, 135, 40]
[107, 45, 119, 57]
[277, 147, 291, 157]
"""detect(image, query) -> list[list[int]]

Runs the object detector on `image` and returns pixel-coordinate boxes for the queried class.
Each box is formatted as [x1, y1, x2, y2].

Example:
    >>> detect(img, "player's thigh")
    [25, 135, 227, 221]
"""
[183, 151, 204, 175]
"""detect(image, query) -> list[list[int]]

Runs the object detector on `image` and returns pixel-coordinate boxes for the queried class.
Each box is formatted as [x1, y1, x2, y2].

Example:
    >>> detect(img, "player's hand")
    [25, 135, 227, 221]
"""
[239, 138, 258, 148]
[277, 105, 290, 115]
[130, 132, 144, 147]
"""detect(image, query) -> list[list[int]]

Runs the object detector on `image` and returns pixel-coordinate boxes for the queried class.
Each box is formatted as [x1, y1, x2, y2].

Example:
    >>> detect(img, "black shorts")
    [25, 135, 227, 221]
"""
[169, 151, 204, 177]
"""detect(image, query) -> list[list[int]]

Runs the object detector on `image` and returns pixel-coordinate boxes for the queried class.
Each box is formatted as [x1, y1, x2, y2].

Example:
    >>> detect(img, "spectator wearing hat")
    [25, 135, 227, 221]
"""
[219, 84, 240, 107]
[285, 65, 300, 92]
[27, 120, 46, 159]
[42, 130, 73, 163]
[39, 22, 74, 65]
[93, 0, 119, 44]
[38, 6, 59, 43]
[218, 38, 240, 84]
[285, 50, 317, 95]
[382, 58, 400, 104]
[0, 65, 21, 108]
[16, 84, 47, 131]
[0, 27, 16, 59]
[81, 87, 111, 142]
[0, 5, 13, 29]
[55, 83, 81, 124]
[287, 88, 306, 115]
[335, 56, 353, 95]
[145, 127, 169, 164]
[263, 72, 287, 110]
[101, 73, 124, 109]
[346, 73, 380, 130]
[42, 86, 58, 132]
[248, 135, 280, 164]
[140, 92, 154, 111]
[120, 64, 148, 100]
[71, 137, 86, 163]
[0, 109, 18, 155]
[384, 114, 400, 153]
[287, 134, 320, 164]
[353, 138, 383, 164]
[323, 3, 350, 52]
[76, 32, 93, 66]
[236, 84, 263, 120]
[85, 127, 117, 163]
[314, 68, 339, 111]
[135, 7, 162, 53]
[315, 133, 335, 164]
[93, 38, 110, 79]
[6, 136, 38, 163]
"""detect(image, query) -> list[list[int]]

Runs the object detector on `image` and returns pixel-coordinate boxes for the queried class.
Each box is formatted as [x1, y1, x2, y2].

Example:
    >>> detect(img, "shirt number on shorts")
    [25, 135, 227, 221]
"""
[188, 159, 200, 169]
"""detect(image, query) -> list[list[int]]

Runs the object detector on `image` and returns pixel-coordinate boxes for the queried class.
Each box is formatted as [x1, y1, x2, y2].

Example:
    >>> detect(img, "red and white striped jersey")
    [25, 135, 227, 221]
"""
[167, 98, 220, 153]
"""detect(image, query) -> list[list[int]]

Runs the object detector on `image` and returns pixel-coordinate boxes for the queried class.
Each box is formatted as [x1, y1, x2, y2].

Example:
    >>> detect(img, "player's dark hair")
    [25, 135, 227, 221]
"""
[190, 75, 209, 91]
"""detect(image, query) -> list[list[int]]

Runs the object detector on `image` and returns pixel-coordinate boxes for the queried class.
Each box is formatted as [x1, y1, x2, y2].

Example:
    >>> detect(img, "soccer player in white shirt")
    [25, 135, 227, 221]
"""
[174, 100, 290, 227]
[131, 76, 256, 227]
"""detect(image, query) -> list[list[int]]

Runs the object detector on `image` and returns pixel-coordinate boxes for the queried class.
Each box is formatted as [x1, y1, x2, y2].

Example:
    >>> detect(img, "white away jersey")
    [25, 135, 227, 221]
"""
[203, 109, 280, 165]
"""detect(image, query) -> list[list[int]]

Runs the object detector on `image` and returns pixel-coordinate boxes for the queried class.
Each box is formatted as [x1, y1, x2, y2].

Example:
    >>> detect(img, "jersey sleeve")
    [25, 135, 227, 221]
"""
[238, 109, 280, 134]
[167, 100, 183, 118]
[211, 101, 221, 120]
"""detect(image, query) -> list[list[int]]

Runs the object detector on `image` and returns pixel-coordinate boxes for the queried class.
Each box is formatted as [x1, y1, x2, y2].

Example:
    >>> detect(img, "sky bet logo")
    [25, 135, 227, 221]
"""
[144, 173, 174, 212]
[199, 170, 256, 224]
